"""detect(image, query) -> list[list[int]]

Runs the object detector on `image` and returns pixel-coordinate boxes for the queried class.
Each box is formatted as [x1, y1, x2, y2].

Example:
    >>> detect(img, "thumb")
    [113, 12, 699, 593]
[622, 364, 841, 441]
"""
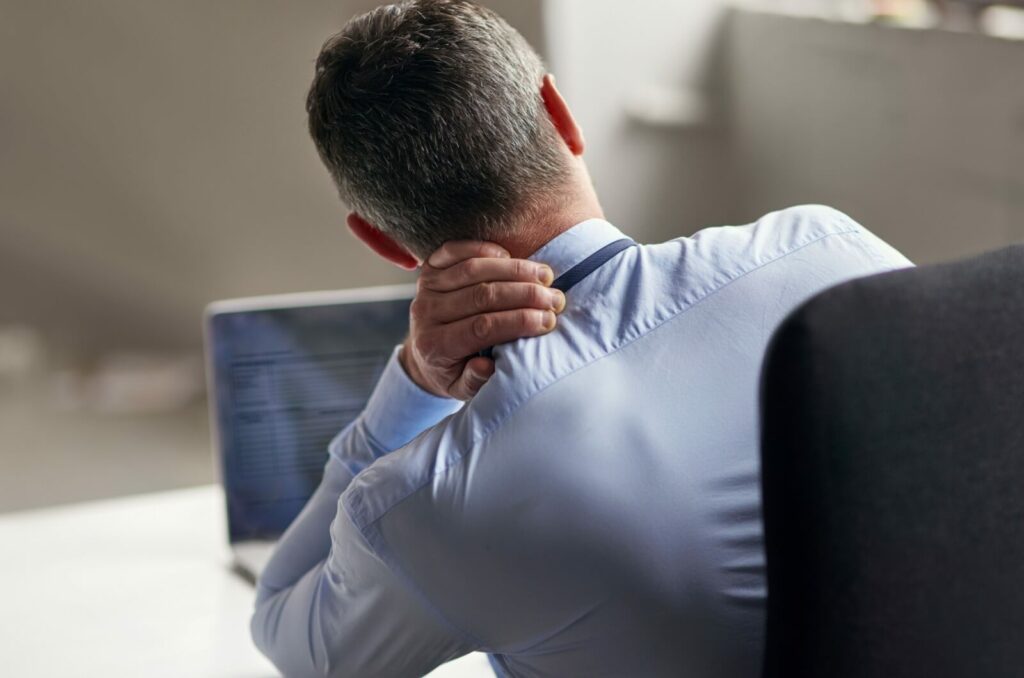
[448, 356, 496, 401]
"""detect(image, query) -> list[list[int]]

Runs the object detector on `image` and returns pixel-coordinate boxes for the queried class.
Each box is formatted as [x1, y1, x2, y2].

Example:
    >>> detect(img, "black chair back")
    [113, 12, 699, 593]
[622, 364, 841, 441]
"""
[760, 245, 1024, 678]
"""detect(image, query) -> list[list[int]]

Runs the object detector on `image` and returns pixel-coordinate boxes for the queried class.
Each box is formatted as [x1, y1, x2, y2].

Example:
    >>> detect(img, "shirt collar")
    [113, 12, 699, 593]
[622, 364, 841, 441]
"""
[527, 218, 629, 279]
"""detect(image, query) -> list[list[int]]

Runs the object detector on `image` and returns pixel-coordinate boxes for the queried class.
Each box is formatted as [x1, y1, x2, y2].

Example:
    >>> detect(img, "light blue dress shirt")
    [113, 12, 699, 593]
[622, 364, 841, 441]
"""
[251, 206, 912, 677]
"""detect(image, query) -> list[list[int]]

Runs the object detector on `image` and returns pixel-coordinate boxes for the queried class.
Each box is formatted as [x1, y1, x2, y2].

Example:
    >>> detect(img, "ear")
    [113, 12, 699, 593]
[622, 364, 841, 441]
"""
[540, 73, 585, 156]
[346, 213, 419, 270]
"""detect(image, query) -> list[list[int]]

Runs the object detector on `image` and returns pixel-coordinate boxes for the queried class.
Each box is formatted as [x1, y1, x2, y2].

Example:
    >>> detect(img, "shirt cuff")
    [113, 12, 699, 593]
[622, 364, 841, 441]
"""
[359, 345, 463, 452]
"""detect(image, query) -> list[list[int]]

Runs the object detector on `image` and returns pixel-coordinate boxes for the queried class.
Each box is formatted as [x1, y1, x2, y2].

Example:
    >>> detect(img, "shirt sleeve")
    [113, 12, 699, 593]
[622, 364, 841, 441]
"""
[251, 345, 469, 676]
[330, 345, 464, 477]
[256, 345, 462, 595]
[251, 502, 474, 678]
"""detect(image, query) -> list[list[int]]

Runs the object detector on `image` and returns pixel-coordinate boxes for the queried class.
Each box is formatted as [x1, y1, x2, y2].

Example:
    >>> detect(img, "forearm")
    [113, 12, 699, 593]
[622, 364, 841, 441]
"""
[251, 496, 472, 678]
[255, 455, 352, 601]
[250, 350, 472, 676]
[255, 345, 462, 599]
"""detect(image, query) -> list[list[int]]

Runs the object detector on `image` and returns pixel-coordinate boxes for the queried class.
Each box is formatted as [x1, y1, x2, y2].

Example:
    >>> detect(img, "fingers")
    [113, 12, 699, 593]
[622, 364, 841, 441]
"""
[448, 356, 495, 401]
[427, 241, 510, 269]
[420, 257, 554, 293]
[424, 308, 557, 360]
[407, 240, 562, 402]
[415, 282, 565, 324]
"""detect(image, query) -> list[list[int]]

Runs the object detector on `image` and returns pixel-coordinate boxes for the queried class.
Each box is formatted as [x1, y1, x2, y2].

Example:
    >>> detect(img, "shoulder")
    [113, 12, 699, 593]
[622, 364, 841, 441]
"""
[684, 204, 869, 259]
[752, 204, 911, 269]
[740, 204, 904, 263]
[670, 204, 910, 284]
[762, 203, 862, 232]
[343, 205, 908, 529]
[754, 203, 862, 234]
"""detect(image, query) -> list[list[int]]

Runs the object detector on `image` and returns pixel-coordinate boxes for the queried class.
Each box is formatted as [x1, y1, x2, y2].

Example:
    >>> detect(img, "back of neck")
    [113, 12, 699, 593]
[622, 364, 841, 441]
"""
[498, 196, 605, 260]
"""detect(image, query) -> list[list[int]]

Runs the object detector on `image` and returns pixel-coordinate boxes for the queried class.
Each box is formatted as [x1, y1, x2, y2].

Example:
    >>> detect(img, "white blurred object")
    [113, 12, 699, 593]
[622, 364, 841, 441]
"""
[736, 0, 841, 19]
[867, 0, 936, 27]
[981, 5, 1024, 39]
[0, 486, 492, 677]
[738, 0, 938, 26]
[0, 325, 45, 380]
[51, 352, 203, 414]
[624, 84, 713, 129]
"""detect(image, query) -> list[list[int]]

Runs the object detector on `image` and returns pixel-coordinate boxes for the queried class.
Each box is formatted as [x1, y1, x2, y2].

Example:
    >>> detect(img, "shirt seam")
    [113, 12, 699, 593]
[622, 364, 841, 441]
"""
[341, 494, 491, 652]
[345, 227, 862, 651]
[354, 226, 862, 530]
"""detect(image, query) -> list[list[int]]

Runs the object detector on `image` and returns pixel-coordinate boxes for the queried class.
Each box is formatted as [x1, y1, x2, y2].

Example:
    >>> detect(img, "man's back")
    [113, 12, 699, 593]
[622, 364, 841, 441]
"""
[339, 205, 912, 676]
[264, 5, 915, 675]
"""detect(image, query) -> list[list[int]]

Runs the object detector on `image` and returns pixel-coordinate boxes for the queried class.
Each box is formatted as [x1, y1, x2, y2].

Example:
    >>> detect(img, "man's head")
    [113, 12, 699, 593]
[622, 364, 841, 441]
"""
[307, 0, 587, 267]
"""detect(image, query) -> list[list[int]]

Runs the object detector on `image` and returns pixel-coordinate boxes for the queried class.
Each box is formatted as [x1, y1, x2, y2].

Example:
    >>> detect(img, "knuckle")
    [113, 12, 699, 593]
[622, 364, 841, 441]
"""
[462, 259, 481, 280]
[523, 308, 546, 332]
[472, 314, 493, 340]
[528, 284, 546, 307]
[417, 272, 434, 292]
[409, 295, 428, 320]
[473, 282, 494, 310]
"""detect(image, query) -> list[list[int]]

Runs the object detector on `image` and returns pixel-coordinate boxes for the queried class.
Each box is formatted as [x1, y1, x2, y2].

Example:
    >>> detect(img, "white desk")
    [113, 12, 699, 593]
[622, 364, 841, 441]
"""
[0, 485, 492, 678]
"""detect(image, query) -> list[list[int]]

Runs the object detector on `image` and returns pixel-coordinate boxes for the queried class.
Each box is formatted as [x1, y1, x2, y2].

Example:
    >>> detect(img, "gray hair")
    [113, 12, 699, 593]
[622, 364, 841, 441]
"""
[306, 0, 570, 257]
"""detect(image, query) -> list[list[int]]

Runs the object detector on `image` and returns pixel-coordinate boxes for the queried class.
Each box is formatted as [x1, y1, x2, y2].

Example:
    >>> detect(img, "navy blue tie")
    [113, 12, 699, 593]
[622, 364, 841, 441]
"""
[550, 238, 635, 293]
[479, 238, 635, 359]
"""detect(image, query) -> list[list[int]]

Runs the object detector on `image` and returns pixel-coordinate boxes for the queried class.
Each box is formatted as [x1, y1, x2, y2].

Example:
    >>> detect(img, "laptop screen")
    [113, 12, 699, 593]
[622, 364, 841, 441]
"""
[207, 291, 411, 542]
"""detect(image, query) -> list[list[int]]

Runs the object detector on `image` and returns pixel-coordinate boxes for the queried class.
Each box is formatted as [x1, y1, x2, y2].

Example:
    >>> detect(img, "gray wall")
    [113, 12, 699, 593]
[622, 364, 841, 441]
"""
[727, 10, 1024, 264]
[4, 2, 1021, 361]
[545, 0, 737, 243]
[0, 0, 543, 358]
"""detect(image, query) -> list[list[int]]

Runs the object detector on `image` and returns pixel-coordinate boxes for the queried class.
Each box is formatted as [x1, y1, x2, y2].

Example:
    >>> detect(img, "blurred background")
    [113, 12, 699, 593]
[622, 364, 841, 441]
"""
[1, 0, 1022, 511]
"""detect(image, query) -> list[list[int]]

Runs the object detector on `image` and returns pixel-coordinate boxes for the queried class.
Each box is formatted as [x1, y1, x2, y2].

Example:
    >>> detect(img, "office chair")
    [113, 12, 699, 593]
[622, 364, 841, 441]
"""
[759, 244, 1024, 678]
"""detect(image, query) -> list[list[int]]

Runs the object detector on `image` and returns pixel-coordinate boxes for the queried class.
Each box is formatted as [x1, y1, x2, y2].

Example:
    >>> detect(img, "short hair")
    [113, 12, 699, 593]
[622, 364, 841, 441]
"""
[306, 0, 570, 257]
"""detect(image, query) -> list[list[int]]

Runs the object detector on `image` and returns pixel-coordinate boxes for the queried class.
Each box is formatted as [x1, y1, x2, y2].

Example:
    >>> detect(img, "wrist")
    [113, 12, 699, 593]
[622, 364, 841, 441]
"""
[399, 338, 445, 398]
[352, 345, 462, 456]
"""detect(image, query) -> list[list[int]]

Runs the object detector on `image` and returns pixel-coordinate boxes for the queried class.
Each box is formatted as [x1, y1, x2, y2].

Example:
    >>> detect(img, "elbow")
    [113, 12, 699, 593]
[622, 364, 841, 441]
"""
[250, 589, 327, 678]
[249, 575, 384, 678]
[249, 595, 273, 664]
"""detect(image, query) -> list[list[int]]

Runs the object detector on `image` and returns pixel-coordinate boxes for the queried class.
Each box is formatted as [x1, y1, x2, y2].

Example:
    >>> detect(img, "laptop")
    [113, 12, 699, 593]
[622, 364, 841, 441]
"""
[203, 284, 414, 581]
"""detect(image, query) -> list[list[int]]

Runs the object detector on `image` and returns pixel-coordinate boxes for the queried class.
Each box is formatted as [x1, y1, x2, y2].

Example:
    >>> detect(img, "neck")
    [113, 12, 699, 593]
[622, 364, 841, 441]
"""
[497, 187, 605, 260]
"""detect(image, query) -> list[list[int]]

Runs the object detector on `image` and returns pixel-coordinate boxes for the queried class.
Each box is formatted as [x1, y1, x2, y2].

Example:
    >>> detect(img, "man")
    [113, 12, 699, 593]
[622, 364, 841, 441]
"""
[252, 1, 912, 676]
